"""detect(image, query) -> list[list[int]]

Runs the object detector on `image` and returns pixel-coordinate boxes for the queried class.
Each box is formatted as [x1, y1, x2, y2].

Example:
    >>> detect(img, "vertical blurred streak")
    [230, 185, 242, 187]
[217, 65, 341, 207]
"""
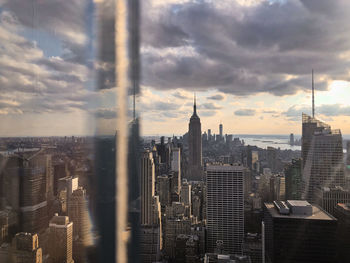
[115, 0, 129, 262]
[127, 0, 140, 262]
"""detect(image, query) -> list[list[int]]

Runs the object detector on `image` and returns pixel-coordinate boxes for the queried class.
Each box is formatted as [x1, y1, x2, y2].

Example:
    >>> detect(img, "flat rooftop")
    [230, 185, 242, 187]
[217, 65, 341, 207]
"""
[287, 200, 310, 207]
[265, 203, 336, 221]
[206, 164, 245, 172]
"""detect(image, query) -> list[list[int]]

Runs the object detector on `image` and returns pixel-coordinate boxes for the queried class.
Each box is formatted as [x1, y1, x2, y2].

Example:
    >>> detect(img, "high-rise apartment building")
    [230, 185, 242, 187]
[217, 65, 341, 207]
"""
[10, 232, 42, 263]
[48, 214, 74, 263]
[188, 96, 203, 181]
[301, 113, 344, 202]
[264, 200, 337, 263]
[206, 165, 244, 254]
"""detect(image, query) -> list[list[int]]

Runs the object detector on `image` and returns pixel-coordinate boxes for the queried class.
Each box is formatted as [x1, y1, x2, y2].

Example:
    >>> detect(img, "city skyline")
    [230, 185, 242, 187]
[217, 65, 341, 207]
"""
[0, 0, 350, 136]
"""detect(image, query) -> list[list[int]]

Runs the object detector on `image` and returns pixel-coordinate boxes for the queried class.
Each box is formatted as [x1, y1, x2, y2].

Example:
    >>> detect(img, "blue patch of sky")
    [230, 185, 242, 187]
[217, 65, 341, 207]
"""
[20, 29, 64, 57]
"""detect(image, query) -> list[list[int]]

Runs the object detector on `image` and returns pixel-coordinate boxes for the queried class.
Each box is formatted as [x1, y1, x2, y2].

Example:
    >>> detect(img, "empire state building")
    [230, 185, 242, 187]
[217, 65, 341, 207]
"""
[188, 95, 203, 181]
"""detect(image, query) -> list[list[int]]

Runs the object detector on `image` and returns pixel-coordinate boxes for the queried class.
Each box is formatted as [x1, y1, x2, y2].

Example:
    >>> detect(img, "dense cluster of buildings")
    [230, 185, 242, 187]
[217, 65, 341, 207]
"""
[0, 138, 94, 262]
[138, 96, 350, 262]
[1, 92, 350, 262]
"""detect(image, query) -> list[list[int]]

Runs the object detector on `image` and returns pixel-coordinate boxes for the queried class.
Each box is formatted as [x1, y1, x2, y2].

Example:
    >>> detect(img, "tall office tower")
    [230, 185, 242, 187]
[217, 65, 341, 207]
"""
[68, 187, 93, 262]
[156, 175, 171, 207]
[1, 150, 52, 233]
[192, 195, 201, 221]
[347, 141, 350, 167]
[53, 160, 68, 196]
[10, 232, 42, 263]
[246, 146, 252, 169]
[301, 113, 344, 202]
[289, 133, 294, 145]
[251, 151, 259, 171]
[141, 151, 155, 225]
[140, 152, 162, 262]
[334, 203, 350, 262]
[171, 148, 181, 193]
[219, 123, 223, 138]
[208, 129, 212, 141]
[202, 132, 208, 142]
[164, 217, 191, 258]
[49, 214, 74, 263]
[206, 165, 244, 254]
[156, 137, 166, 163]
[180, 181, 191, 213]
[285, 159, 302, 200]
[58, 176, 79, 214]
[314, 186, 350, 216]
[139, 225, 162, 263]
[266, 147, 277, 173]
[271, 175, 285, 201]
[188, 96, 203, 181]
[264, 200, 337, 263]
[140, 196, 162, 263]
[0, 211, 9, 244]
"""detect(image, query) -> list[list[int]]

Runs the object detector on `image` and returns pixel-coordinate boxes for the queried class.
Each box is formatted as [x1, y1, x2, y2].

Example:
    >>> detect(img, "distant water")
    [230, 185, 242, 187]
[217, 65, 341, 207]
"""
[233, 134, 301, 151]
[144, 134, 350, 151]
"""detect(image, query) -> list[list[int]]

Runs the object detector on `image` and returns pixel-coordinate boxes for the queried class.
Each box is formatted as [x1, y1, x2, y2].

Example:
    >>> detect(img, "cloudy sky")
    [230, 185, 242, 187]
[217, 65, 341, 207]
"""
[0, 0, 350, 136]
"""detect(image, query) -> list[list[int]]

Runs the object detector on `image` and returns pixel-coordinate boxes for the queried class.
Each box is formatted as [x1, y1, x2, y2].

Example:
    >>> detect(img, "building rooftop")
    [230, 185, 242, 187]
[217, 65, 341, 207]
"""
[206, 164, 245, 172]
[265, 201, 335, 220]
[337, 203, 350, 212]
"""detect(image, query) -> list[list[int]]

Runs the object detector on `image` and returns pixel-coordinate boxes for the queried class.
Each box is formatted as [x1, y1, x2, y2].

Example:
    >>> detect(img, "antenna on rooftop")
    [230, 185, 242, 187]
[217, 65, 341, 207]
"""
[312, 69, 315, 118]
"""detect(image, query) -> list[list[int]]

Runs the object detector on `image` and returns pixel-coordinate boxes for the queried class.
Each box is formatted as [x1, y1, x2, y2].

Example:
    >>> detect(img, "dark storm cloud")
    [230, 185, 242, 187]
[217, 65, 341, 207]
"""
[234, 109, 256, 116]
[142, 0, 350, 96]
[207, 94, 225, 101]
[200, 103, 222, 110]
[95, 108, 117, 119]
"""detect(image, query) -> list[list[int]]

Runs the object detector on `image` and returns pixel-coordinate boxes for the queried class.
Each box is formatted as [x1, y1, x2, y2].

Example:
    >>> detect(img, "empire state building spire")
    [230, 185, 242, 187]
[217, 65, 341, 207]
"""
[188, 92, 203, 181]
[191, 93, 199, 119]
[194, 92, 196, 113]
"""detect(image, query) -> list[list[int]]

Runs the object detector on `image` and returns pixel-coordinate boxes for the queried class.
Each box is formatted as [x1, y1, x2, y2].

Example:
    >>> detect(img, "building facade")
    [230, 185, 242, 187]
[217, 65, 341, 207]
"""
[48, 214, 74, 263]
[301, 113, 344, 202]
[141, 151, 155, 225]
[206, 165, 244, 254]
[264, 200, 337, 263]
[188, 97, 203, 181]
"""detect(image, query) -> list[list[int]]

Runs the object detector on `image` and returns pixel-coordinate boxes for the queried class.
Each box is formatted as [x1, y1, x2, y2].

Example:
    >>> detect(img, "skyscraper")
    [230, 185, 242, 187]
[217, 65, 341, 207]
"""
[206, 165, 244, 254]
[180, 180, 191, 216]
[48, 214, 74, 263]
[285, 158, 302, 200]
[68, 187, 93, 262]
[1, 150, 52, 233]
[140, 151, 162, 262]
[264, 200, 337, 263]
[141, 151, 155, 225]
[188, 96, 203, 181]
[10, 232, 42, 263]
[171, 148, 181, 194]
[219, 123, 223, 138]
[301, 113, 344, 202]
